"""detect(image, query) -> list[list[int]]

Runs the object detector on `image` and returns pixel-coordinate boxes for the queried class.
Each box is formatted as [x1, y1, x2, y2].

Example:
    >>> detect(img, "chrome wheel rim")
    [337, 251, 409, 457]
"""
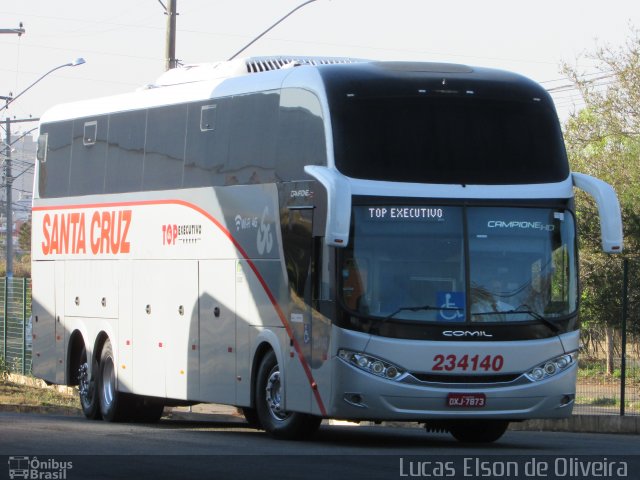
[78, 362, 91, 407]
[265, 366, 290, 421]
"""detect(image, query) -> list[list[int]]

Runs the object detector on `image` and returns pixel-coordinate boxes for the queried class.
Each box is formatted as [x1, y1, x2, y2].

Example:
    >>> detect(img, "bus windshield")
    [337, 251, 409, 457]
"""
[340, 206, 577, 324]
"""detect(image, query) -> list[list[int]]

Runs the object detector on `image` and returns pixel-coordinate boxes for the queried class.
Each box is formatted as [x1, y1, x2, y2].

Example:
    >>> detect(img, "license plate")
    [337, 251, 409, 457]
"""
[447, 393, 486, 408]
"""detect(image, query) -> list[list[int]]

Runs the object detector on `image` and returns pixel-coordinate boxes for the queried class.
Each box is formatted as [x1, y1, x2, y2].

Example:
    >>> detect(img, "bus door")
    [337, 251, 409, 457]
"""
[281, 205, 315, 412]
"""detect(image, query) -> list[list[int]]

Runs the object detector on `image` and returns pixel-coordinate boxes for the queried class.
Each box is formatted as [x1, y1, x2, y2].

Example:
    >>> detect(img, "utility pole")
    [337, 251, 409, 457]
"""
[0, 23, 25, 277]
[4, 116, 13, 278]
[163, 0, 178, 70]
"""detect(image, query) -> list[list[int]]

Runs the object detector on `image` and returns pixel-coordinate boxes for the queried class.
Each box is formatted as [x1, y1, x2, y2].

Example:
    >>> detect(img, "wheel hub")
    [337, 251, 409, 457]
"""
[265, 367, 290, 421]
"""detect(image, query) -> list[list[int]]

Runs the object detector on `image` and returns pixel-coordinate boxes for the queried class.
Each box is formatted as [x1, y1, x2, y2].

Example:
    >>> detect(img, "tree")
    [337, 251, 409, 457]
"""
[562, 26, 640, 372]
[18, 220, 31, 254]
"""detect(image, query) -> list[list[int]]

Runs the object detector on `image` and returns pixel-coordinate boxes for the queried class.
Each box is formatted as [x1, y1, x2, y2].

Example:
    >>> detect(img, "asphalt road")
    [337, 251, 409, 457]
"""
[1, 412, 638, 480]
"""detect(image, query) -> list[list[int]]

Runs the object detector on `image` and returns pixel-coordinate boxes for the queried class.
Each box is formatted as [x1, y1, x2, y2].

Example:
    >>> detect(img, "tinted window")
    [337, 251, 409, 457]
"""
[143, 104, 187, 190]
[331, 95, 569, 184]
[39, 122, 72, 197]
[105, 110, 146, 193]
[277, 88, 326, 180]
[183, 99, 231, 188]
[226, 92, 279, 185]
[69, 117, 107, 195]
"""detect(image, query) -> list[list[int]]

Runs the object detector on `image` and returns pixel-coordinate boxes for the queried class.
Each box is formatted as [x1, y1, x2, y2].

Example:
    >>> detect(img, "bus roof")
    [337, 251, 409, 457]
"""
[39, 56, 549, 124]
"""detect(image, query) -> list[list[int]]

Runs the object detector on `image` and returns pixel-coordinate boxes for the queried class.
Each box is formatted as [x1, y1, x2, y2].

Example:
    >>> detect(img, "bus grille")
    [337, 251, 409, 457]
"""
[410, 372, 521, 384]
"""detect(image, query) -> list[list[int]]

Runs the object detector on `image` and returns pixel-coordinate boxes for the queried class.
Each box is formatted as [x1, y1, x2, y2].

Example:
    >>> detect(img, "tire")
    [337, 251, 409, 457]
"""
[78, 346, 101, 420]
[127, 394, 165, 423]
[449, 420, 509, 443]
[255, 350, 321, 439]
[98, 339, 130, 422]
[241, 407, 261, 428]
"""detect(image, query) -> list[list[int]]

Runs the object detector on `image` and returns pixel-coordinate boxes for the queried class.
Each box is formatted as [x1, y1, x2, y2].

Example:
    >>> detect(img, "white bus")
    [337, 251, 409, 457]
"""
[31, 57, 623, 443]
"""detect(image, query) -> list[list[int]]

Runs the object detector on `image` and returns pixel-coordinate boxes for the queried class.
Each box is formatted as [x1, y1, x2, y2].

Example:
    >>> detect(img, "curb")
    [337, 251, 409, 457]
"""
[0, 404, 82, 416]
[509, 416, 640, 434]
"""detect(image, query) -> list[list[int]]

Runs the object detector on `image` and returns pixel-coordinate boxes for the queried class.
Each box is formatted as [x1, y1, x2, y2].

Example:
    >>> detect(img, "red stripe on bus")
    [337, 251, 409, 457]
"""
[33, 199, 329, 416]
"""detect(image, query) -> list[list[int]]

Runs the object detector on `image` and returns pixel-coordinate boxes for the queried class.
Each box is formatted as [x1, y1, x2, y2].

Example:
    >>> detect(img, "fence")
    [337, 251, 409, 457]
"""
[0, 277, 32, 375]
[0, 276, 637, 416]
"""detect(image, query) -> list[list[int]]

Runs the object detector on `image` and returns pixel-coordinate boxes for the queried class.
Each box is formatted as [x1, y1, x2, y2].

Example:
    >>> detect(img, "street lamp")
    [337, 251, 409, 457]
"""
[1, 57, 86, 113]
[3, 57, 86, 278]
[227, 0, 318, 60]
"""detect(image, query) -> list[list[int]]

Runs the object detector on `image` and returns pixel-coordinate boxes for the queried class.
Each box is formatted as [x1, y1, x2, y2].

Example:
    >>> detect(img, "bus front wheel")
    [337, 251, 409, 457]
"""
[448, 420, 509, 443]
[255, 350, 321, 439]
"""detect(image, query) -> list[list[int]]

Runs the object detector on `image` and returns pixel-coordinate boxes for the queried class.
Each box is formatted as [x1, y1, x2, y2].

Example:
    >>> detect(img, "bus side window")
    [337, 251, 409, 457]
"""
[227, 91, 279, 185]
[143, 104, 187, 191]
[183, 99, 230, 188]
[70, 117, 108, 196]
[105, 110, 146, 194]
[38, 122, 73, 198]
[36, 133, 48, 163]
[277, 88, 326, 181]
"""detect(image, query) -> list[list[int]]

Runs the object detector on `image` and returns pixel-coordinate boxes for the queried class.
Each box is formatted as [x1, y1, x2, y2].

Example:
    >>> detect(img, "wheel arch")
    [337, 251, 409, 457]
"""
[66, 330, 85, 386]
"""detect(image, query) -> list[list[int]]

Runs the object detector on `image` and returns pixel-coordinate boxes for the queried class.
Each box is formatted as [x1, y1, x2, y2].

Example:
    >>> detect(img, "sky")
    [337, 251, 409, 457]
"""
[1, 0, 640, 135]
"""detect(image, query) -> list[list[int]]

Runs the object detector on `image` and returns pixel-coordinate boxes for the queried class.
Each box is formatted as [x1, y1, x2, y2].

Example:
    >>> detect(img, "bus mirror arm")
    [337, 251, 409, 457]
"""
[572, 172, 624, 254]
[304, 166, 352, 247]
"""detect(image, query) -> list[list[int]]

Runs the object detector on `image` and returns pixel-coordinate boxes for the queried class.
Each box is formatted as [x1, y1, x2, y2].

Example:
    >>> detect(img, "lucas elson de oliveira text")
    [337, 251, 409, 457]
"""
[398, 457, 628, 477]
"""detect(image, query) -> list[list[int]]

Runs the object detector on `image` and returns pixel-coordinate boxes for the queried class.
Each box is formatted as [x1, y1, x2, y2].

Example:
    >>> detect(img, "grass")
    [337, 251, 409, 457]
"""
[0, 377, 80, 410]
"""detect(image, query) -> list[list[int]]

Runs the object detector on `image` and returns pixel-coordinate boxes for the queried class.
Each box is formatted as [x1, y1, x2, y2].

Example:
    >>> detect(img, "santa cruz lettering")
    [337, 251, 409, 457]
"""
[41, 210, 132, 255]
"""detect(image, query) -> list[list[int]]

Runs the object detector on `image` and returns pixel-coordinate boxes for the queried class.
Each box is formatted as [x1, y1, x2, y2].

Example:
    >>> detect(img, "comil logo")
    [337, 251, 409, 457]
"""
[257, 206, 274, 255]
[442, 330, 493, 338]
[8, 456, 73, 479]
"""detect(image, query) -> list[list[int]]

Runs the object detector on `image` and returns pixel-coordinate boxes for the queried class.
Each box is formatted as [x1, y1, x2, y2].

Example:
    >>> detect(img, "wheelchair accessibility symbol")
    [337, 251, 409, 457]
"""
[437, 292, 465, 322]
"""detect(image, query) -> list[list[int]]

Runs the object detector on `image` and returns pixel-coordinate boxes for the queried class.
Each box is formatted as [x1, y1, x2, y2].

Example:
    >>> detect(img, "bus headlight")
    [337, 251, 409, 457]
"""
[525, 352, 577, 382]
[338, 349, 405, 381]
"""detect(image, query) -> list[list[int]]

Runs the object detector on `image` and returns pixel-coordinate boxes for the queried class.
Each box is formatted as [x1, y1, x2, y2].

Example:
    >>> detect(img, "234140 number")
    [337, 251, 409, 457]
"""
[432, 354, 504, 372]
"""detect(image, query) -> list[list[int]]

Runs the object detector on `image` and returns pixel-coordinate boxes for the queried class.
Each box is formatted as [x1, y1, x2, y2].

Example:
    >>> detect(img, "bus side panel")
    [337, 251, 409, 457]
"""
[199, 259, 236, 405]
[132, 261, 166, 398]
[117, 260, 134, 393]
[166, 261, 199, 400]
[64, 260, 118, 320]
[54, 263, 65, 385]
[132, 260, 199, 401]
[31, 261, 57, 383]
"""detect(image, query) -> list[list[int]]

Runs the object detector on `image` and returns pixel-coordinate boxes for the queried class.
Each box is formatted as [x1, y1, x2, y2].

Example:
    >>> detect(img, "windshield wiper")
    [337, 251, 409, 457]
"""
[382, 304, 463, 323]
[472, 307, 560, 333]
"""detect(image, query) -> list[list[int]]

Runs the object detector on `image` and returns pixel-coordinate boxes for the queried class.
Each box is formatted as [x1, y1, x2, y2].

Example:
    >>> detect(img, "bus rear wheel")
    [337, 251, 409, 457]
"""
[78, 346, 101, 420]
[255, 350, 321, 439]
[448, 420, 509, 443]
[98, 339, 130, 422]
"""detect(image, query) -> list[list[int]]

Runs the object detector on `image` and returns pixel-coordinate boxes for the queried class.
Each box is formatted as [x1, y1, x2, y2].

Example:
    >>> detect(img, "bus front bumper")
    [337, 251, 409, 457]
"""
[328, 357, 577, 422]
